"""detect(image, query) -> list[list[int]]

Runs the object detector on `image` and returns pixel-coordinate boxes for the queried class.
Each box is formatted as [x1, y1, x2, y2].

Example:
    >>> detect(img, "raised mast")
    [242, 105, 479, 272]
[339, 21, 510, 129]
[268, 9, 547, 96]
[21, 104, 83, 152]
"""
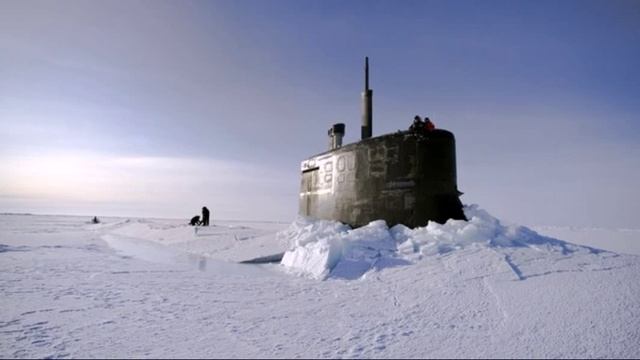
[361, 57, 373, 139]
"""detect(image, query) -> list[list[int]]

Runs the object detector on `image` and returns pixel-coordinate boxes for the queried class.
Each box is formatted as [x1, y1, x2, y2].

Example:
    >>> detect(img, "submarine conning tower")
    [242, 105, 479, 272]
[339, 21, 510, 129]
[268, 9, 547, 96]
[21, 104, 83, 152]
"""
[299, 57, 466, 228]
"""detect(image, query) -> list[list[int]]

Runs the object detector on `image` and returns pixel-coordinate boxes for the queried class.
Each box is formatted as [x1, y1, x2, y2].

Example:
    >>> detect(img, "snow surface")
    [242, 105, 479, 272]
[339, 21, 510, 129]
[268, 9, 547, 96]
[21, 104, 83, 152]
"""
[1, 208, 639, 358]
[279, 205, 623, 280]
[531, 225, 640, 256]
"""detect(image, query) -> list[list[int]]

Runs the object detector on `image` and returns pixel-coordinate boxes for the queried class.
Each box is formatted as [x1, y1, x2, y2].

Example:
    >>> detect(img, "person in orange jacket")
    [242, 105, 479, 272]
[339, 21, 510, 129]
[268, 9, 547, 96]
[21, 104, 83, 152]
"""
[424, 117, 435, 131]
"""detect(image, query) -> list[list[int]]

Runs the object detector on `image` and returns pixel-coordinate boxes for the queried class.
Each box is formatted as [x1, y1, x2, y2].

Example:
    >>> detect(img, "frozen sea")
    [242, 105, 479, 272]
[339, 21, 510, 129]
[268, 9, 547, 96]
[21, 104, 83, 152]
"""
[1, 209, 639, 358]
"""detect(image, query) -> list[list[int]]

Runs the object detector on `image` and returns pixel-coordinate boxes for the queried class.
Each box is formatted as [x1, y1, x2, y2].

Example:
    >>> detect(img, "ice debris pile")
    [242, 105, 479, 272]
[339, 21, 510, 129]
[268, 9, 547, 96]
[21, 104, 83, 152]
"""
[279, 205, 580, 280]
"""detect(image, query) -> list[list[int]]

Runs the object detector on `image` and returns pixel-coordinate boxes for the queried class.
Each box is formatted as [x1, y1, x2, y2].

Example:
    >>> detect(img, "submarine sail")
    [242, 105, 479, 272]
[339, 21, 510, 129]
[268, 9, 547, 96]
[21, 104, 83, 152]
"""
[299, 58, 466, 228]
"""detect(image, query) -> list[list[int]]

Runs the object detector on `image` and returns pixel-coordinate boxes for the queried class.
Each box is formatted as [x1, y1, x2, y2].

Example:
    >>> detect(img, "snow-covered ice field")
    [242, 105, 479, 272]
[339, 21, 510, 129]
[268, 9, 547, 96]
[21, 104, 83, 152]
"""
[1, 207, 639, 358]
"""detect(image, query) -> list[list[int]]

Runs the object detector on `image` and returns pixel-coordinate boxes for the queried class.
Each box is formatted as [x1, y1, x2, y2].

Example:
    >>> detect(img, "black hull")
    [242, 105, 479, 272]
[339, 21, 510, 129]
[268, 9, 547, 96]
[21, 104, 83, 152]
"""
[299, 129, 466, 228]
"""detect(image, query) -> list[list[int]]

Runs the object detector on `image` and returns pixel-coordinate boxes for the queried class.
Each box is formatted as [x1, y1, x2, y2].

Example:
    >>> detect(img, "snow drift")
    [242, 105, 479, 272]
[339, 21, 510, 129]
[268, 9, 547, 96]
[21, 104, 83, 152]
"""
[280, 205, 599, 279]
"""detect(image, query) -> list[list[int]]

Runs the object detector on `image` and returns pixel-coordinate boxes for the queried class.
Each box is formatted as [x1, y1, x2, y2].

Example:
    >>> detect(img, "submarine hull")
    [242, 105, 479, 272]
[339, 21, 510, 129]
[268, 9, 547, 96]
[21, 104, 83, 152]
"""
[299, 129, 466, 228]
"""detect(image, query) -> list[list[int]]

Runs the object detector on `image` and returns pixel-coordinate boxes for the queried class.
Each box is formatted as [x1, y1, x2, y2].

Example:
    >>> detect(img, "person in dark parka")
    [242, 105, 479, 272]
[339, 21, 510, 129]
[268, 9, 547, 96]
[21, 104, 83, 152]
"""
[189, 215, 201, 226]
[409, 115, 424, 133]
[201, 206, 210, 226]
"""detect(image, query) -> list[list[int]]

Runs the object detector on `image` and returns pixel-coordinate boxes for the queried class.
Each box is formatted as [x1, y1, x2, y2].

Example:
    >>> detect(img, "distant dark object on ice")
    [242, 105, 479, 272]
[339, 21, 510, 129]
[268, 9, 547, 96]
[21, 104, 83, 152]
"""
[202, 206, 210, 227]
[189, 215, 201, 226]
[91, 216, 100, 224]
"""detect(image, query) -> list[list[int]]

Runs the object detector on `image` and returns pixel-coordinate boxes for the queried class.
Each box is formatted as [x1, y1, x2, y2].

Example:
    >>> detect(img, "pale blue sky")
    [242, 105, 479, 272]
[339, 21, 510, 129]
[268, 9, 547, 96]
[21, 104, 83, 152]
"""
[1, 0, 639, 227]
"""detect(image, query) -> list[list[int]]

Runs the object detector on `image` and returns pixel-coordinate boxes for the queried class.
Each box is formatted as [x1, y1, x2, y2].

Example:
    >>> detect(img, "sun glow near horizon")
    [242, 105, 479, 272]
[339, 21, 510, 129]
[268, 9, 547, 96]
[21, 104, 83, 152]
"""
[0, 153, 298, 220]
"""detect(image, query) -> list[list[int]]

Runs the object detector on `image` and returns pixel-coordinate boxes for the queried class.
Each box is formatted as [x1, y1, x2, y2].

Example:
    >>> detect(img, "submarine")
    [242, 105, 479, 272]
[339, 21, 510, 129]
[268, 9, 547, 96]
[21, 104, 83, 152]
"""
[299, 57, 466, 228]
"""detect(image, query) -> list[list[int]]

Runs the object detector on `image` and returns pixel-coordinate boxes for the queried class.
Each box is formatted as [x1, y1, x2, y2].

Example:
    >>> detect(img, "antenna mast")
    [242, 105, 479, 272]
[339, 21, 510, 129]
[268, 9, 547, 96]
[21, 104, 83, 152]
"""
[361, 57, 373, 139]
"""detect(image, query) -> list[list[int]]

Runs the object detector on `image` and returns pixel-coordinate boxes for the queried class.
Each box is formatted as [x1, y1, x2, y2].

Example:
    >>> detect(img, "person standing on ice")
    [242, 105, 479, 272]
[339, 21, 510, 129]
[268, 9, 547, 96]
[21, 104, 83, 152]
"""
[201, 206, 210, 226]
